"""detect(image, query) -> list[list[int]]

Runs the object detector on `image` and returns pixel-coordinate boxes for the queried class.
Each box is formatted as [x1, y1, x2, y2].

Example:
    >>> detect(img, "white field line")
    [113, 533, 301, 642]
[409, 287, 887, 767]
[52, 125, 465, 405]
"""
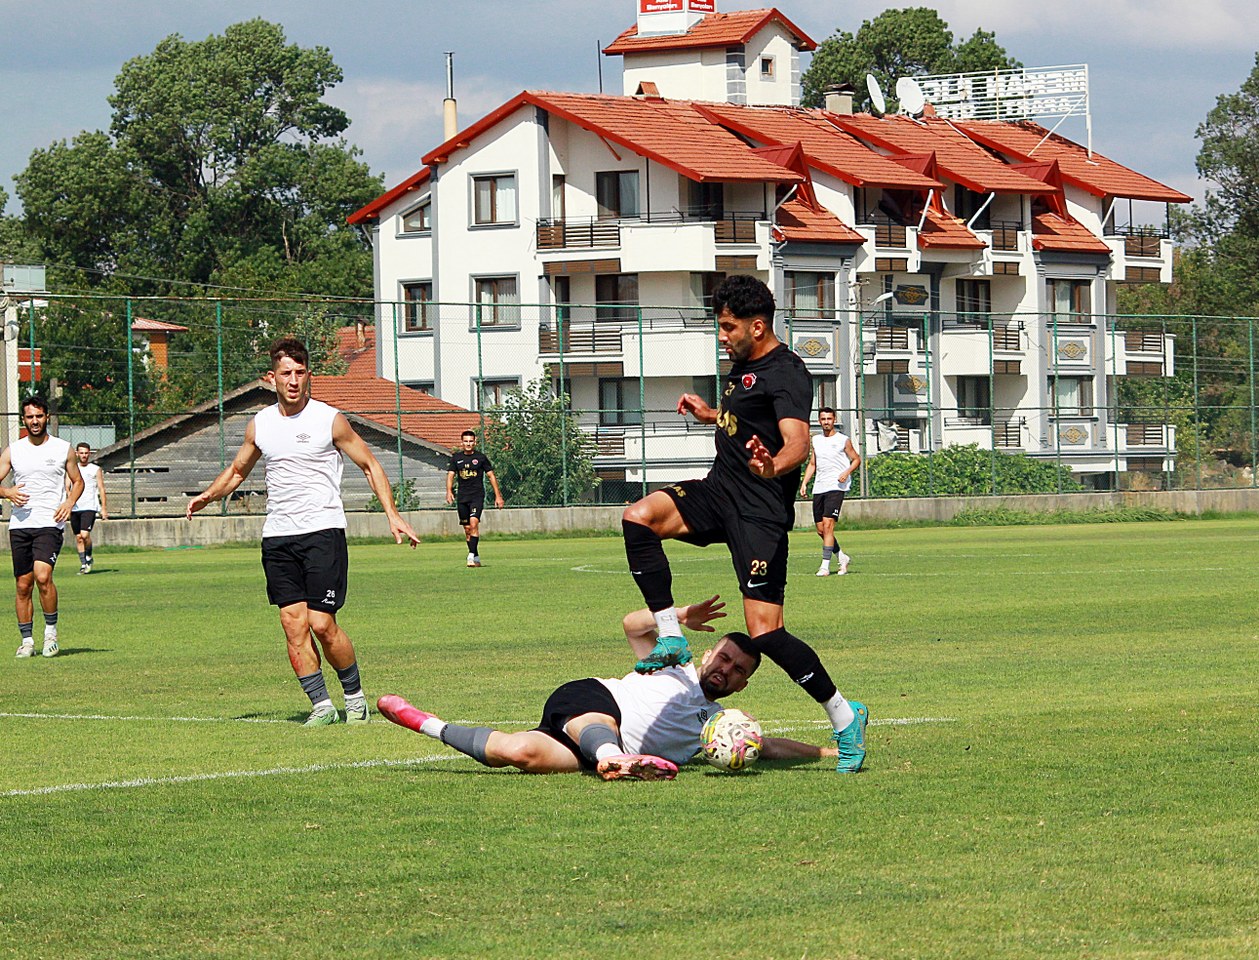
[571, 564, 1230, 577]
[2, 755, 452, 799]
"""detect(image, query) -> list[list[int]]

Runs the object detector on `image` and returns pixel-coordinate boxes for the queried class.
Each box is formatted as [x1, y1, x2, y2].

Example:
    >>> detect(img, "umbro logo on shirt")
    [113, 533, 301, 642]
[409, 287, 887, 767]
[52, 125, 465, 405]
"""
[296, 433, 311, 443]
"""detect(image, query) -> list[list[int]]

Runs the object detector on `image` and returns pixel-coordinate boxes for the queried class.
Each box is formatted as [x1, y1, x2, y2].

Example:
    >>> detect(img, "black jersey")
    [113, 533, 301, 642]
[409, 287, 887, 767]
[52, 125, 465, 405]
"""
[709, 343, 812, 526]
[447, 450, 493, 501]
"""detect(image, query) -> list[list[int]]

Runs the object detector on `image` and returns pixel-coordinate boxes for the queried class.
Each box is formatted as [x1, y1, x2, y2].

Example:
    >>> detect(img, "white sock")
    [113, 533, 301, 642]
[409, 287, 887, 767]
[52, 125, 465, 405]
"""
[653, 607, 681, 638]
[313, 697, 334, 710]
[420, 717, 446, 739]
[594, 742, 624, 762]
[824, 692, 856, 730]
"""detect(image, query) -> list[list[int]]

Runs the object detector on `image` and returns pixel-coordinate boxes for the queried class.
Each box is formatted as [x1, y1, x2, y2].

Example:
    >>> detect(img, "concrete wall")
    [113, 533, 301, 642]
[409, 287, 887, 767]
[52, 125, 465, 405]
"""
[11, 487, 1257, 551]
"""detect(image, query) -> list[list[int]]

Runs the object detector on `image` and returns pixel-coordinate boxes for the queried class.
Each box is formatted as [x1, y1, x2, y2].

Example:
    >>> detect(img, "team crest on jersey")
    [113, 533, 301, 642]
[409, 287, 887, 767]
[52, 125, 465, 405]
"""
[741, 373, 757, 390]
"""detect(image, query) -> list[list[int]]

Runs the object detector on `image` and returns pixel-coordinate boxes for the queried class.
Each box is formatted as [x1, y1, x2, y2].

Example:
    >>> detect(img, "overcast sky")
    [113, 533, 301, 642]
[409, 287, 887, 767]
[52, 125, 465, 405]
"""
[1, 0, 1256, 217]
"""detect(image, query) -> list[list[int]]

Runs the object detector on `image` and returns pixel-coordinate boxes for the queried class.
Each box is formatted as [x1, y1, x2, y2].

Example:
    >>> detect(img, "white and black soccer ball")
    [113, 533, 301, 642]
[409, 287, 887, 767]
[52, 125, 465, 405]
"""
[699, 708, 763, 771]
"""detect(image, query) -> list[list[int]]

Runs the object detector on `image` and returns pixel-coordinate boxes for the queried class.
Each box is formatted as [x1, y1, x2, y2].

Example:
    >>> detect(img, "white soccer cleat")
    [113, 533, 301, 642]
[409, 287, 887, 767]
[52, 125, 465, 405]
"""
[815, 563, 830, 577]
[15, 641, 35, 659]
[836, 552, 851, 576]
[42, 637, 59, 658]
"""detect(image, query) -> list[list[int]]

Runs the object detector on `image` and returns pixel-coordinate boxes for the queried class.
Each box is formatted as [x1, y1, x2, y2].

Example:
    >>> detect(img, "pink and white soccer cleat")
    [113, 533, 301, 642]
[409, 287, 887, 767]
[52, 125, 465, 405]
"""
[596, 754, 678, 781]
[376, 695, 436, 734]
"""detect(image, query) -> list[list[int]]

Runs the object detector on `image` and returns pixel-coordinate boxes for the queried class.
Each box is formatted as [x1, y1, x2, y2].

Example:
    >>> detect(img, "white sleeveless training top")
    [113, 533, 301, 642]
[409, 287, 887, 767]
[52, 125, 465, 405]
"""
[253, 399, 347, 538]
[74, 462, 102, 512]
[811, 431, 853, 493]
[8, 435, 71, 530]
[598, 663, 723, 766]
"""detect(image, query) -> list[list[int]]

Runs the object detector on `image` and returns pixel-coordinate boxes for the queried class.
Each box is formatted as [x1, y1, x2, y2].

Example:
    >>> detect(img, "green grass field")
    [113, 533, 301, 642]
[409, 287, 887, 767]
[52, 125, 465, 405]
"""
[2, 518, 1256, 959]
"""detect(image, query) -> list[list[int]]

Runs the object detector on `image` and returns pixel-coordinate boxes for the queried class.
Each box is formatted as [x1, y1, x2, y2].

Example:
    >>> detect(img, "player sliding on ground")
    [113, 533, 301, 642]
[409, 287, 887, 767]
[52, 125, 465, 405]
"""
[378, 595, 839, 780]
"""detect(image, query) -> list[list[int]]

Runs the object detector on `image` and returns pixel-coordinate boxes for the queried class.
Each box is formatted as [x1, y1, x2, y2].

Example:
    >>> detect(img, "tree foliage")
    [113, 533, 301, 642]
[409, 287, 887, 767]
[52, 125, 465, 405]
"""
[480, 377, 599, 507]
[868, 444, 1080, 498]
[802, 7, 1021, 112]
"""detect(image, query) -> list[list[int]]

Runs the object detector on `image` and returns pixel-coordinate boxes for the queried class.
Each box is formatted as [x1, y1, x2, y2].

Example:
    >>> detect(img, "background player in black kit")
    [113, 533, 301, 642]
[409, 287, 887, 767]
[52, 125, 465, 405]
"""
[446, 429, 504, 567]
[620, 275, 868, 772]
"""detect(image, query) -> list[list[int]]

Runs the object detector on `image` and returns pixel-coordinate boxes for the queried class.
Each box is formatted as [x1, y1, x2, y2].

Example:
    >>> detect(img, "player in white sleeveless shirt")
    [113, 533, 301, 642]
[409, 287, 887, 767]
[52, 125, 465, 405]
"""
[376, 594, 842, 780]
[69, 441, 109, 574]
[0, 396, 84, 658]
[188, 338, 420, 727]
[799, 407, 861, 577]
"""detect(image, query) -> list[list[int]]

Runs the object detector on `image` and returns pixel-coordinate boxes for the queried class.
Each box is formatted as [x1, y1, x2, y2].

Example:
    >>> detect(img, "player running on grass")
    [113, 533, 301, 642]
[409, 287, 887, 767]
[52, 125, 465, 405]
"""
[620, 275, 868, 772]
[187, 337, 420, 727]
[799, 407, 859, 577]
[378, 595, 839, 780]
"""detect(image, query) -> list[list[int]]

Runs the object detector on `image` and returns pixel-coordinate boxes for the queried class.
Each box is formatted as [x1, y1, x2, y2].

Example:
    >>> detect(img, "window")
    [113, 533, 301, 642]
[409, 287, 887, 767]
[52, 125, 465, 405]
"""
[474, 276, 520, 326]
[812, 376, 837, 417]
[689, 272, 726, 317]
[955, 376, 991, 423]
[760, 56, 775, 79]
[401, 282, 432, 333]
[552, 275, 571, 324]
[596, 171, 640, 220]
[785, 271, 834, 318]
[550, 376, 573, 409]
[477, 378, 518, 409]
[403, 381, 434, 395]
[687, 180, 724, 220]
[954, 186, 990, 230]
[595, 273, 638, 324]
[552, 175, 566, 221]
[472, 173, 517, 225]
[1050, 376, 1093, 417]
[599, 378, 643, 426]
[1047, 279, 1091, 321]
[956, 279, 991, 322]
[401, 199, 431, 234]
[692, 374, 719, 409]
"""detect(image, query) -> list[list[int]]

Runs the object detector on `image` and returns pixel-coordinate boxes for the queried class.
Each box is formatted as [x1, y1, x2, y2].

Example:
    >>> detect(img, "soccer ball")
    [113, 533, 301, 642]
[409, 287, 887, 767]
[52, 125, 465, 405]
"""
[700, 708, 763, 771]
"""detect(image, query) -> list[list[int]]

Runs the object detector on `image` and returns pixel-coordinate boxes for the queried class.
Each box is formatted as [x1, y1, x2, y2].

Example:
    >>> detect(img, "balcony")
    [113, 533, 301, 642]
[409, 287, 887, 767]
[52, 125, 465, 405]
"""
[988, 219, 1023, 252]
[536, 211, 763, 253]
[1106, 328, 1176, 377]
[538, 321, 623, 355]
[537, 218, 620, 250]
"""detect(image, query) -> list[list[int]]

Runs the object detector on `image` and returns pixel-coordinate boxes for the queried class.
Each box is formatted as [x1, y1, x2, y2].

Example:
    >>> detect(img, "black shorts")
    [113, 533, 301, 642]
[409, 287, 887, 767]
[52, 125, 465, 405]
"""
[534, 678, 622, 771]
[812, 491, 847, 524]
[662, 478, 790, 606]
[70, 510, 97, 534]
[10, 527, 64, 578]
[456, 498, 484, 525]
[260, 528, 349, 612]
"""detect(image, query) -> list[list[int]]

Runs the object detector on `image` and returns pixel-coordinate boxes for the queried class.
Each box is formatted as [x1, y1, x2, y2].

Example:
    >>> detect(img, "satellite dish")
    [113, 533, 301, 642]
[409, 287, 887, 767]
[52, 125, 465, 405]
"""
[896, 77, 926, 116]
[865, 74, 886, 115]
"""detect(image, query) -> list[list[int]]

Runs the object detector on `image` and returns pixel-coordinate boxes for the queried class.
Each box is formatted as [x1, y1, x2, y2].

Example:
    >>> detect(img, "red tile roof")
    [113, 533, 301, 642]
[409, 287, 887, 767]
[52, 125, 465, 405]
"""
[335, 324, 377, 379]
[832, 114, 1057, 195]
[311, 378, 481, 452]
[917, 209, 986, 250]
[347, 168, 431, 225]
[425, 92, 803, 184]
[1031, 212, 1112, 255]
[774, 197, 865, 245]
[956, 121, 1191, 203]
[694, 103, 940, 190]
[603, 9, 815, 55]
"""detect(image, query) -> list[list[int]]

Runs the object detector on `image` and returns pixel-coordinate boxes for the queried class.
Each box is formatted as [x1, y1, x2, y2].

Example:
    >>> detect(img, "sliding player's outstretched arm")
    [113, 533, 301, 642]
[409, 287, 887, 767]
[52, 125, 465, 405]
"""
[622, 595, 727, 662]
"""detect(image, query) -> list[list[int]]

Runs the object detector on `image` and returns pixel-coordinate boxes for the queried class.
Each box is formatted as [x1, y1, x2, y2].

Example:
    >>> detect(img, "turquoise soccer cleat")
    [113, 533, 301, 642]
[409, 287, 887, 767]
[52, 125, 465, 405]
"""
[832, 701, 868, 773]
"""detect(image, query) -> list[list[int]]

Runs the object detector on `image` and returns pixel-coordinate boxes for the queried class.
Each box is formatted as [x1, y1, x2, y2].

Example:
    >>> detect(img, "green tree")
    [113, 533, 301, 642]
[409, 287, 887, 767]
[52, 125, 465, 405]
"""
[801, 7, 1021, 112]
[480, 377, 599, 506]
[14, 19, 381, 299]
[867, 444, 1080, 497]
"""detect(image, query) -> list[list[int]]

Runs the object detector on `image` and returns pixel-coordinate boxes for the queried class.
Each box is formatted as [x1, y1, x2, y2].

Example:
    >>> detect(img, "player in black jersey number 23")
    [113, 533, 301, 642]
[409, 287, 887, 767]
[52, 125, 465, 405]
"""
[620, 275, 868, 772]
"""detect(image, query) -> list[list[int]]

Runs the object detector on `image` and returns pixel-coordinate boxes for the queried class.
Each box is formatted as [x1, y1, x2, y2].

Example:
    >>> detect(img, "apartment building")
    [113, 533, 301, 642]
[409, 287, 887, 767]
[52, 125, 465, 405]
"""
[349, 2, 1190, 493]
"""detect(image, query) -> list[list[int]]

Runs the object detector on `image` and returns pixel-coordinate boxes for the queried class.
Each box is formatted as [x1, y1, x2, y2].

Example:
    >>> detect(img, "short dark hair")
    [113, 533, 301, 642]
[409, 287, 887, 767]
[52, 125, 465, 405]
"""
[22, 396, 48, 416]
[269, 337, 310, 369]
[461, 430, 477, 440]
[723, 631, 762, 671]
[712, 275, 775, 323]
[76, 442, 91, 451]
[819, 406, 836, 417]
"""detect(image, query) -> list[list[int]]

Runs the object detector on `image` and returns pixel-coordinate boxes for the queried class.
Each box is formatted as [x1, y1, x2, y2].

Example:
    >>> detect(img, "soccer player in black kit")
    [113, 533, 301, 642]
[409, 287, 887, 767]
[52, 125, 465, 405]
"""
[446, 430, 504, 567]
[620, 275, 868, 772]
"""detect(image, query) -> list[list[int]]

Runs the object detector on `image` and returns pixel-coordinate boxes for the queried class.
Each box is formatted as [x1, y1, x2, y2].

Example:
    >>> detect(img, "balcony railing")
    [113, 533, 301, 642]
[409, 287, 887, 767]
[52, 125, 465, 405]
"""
[989, 219, 1023, 252]
[537, 218, 620, 250]
[994, 421, 1023, 448]
[1124, 331, 1165, 353]
[538, 322, 623, 354]
[536, 210, 765, 250]
[1125, 423, 1167, 446]
[859, 212, 908, 248]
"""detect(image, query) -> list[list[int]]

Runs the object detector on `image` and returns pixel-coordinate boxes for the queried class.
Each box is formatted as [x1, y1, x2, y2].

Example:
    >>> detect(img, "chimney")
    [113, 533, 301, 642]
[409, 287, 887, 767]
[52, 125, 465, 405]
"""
[638, 0, 711, 37]
[824, 82, 854, 115]
[443, 52, 458, 141]
[355, 320, 366, 349]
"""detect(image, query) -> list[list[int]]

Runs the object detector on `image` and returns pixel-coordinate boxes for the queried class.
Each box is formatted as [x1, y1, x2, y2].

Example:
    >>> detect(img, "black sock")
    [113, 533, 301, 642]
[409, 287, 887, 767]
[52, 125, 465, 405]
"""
[468, 536, 479, 555]
[18, 621, 33, 642]
[577, 723, 622, 764]
[298, 670, 331, 706]
[440, 724, 494, 765]
[753, 627, 839, 703]
[622, 519, 674, 611]
[43, 611, 58, 628]
[334, 662, 362, 698]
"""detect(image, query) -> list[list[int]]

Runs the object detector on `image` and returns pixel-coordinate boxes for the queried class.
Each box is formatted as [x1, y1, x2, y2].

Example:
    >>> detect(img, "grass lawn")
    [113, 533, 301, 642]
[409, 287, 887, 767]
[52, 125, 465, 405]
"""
[1, 518, 1256, 959]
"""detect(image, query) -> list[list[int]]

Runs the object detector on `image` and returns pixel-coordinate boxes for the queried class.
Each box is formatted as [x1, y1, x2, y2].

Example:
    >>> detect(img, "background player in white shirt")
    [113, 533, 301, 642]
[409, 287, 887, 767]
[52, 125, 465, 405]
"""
[69, 442, 109, 574]
[188, 338, 420, 726]
[0, 397, 84, 657]
[799, 407, 861, 577]
[377, 594, 840, 780]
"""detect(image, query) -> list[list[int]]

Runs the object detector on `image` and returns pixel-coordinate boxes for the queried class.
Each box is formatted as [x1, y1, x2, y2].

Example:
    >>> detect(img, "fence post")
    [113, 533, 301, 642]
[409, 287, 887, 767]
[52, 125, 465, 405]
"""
[638, 305, 647, 501]
[558, 318, 568, 506]
[1192, 316, 1201, 490]
[1250, 317, 1256, 487]
[475, 301, 485, 438]
[988, 313, 996, 495]
[126, 299, 136, 518]
[391, 302, 404, 485]
[1052, 310, 1062, 494]
[1109, 315, 1120, 488]
[217, 301, 226, 515]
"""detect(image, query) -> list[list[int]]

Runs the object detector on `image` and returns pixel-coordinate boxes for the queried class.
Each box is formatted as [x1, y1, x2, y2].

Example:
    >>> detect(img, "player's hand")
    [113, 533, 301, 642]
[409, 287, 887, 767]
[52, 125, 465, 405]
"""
[53, 501, 72, 523]
[391, 516, 421, 549]
[7, 484, 28, 506]
[676, 393, 713, 420]
[746, 435, 777, 478]
[445, 492, 454, 505]
[186, 494, 210, 520]
[681, 595, 727, 632]
[495, 495, 504, 509]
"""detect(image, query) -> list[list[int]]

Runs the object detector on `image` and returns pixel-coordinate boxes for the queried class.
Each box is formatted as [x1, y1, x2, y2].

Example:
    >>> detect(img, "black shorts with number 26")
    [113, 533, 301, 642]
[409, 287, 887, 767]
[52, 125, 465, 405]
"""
[260, 528, 349, 612]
